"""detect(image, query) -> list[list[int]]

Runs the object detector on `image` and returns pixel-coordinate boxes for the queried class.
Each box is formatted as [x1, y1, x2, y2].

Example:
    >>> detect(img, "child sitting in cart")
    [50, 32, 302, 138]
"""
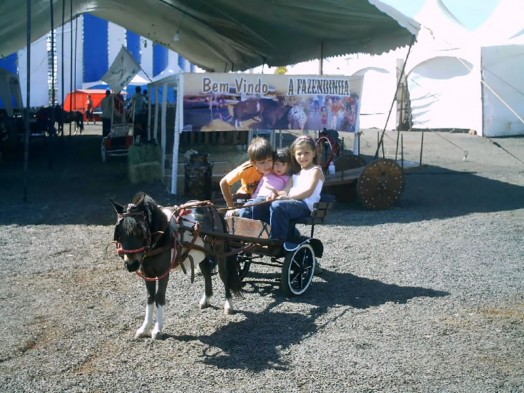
[267, 135, 324, 243]
[220, 137, 274, 217]
[247, 147, 293, 223]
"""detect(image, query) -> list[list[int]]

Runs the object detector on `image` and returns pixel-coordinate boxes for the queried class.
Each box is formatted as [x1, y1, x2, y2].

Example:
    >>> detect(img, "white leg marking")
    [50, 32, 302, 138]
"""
[224, 297, 234, 315]
[151, 305, 164, 339]
[199, 293, 211, 309]
[135, 303, 154, 338]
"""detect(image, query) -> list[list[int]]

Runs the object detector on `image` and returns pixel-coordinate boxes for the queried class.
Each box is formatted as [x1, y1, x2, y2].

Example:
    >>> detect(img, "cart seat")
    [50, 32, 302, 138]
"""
[291, 194, 336, 238]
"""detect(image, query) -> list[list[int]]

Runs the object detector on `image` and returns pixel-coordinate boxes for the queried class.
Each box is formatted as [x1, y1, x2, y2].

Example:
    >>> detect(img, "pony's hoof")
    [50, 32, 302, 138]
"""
[134, 327, 150, 339]
[224, 307, 234, 315]
[199, 294, 211, 310]
[134, 331, 149, 339]
[151, 330, 163, 340]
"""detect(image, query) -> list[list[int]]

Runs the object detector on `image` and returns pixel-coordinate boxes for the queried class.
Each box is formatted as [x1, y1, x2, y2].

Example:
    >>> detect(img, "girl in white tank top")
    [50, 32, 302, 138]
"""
[268, 136, 325, 241]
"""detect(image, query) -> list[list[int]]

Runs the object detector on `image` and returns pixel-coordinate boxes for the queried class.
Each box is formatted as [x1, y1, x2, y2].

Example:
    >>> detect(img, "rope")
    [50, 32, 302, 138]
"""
[431, 130, 469, 161]
[487, 138, 524, 165]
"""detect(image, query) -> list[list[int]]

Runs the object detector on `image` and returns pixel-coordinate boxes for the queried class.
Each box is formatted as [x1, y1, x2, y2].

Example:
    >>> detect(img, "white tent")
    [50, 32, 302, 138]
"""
[338, 0, 524, 137]
[404, 0, 524, 136]
[82, 74, 150, 90]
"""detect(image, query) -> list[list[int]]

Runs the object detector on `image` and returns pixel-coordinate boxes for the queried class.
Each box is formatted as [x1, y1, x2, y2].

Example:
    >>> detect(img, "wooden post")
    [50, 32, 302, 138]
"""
[419, 131, 424, 166]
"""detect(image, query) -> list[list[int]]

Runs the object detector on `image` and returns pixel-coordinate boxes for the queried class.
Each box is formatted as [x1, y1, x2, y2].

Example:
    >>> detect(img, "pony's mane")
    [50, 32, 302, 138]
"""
[132, 192, 168, 232]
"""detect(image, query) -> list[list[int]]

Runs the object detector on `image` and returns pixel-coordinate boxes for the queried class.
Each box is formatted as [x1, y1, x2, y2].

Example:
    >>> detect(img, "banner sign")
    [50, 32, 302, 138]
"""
[182, 73, 363, 132]
[102, 47, 141, 94]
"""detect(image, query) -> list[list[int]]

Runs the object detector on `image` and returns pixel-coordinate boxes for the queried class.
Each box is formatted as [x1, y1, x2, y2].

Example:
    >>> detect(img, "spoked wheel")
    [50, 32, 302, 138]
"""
[281, 243, 316, 296]
[356, 158, 404, 210]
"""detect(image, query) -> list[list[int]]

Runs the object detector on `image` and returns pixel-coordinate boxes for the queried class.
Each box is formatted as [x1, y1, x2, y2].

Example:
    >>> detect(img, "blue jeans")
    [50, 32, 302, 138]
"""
[237, 197, 265, 219]
[252, 197, 271, 224]
[270, 199, 310, 241]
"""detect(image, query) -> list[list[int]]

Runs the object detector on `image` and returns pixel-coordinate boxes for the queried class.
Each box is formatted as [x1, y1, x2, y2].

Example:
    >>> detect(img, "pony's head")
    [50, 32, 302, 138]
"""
[112, 192, 166, 272]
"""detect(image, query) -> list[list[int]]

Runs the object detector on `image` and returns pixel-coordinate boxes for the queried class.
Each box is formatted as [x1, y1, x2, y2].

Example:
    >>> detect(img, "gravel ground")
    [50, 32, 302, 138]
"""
[0, 127, 523, 392]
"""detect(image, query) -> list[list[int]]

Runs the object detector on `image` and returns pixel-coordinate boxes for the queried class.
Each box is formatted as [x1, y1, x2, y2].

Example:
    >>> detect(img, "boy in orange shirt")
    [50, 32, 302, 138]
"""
[220, 137, 273, 217]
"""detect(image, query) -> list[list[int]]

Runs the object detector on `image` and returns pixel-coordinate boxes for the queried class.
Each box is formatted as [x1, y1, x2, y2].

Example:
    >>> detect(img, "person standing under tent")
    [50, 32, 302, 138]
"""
[101, 90, 113, 137]
[85, 94, 94, 125]
[113, 93, 125, 124]
[132, 86, 147, 141]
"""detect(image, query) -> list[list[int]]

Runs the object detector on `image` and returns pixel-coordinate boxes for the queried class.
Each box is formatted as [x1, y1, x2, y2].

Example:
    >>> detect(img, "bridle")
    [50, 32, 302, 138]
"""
[114, 199, 249, 282]
[115, 207, 152, 257]
[114, 202, 209, 282]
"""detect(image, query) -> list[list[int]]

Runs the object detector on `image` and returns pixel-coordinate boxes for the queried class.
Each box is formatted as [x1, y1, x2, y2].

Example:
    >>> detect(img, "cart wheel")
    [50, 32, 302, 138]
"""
[101, 142, 107, 163]
[281, 243, 316, 296]
[357, 158, 404, 210]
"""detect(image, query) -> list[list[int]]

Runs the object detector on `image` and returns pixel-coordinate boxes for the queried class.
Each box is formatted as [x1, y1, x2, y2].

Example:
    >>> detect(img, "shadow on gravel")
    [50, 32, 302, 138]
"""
[0, 135, 179, 226]
[312, 270, 449, 309]
[329, 166, 524, 227]
[174, 270, 448, 372]
[177, 308, 321, 372]
[2, 135, 522, 226]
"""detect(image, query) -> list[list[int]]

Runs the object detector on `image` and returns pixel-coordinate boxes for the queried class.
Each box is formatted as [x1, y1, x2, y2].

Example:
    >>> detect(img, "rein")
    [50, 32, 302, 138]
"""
[115, 199, 241, 282]
[217, 198, 272, 214]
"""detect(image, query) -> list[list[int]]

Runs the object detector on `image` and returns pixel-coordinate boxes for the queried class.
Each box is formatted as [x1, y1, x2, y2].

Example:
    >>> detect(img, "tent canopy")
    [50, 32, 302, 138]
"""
[0, 0, 419, 72]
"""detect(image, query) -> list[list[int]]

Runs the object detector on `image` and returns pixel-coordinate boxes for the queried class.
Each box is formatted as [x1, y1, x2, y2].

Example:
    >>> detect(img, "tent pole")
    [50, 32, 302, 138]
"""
[374, 35, 415, 160]
[23, 0, 32, 202]
[48, 0, 56, 170]
[171, 75, 182, 195]
[160, 81, 168, 179]
[319, 41, 324, 76]
[68, 0, 73, 137]
[153, 85, 160, 142]
[60, 0, 65, 141]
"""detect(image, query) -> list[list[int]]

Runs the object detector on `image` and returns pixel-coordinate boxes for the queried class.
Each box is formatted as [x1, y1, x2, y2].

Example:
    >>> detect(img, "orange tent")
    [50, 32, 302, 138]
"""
[63, 89, 107, 119]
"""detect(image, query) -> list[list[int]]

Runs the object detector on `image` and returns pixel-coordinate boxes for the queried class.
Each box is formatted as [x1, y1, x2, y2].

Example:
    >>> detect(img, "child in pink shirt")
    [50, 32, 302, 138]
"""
[250, 147, 292, 223]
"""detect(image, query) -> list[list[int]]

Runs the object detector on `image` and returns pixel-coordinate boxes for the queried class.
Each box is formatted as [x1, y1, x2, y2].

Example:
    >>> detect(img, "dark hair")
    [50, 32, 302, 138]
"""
[247, 136, 273, 162]
[290, 135, 318, 164]
[135, 86, 141, 93]
[274, 147, 292, 165]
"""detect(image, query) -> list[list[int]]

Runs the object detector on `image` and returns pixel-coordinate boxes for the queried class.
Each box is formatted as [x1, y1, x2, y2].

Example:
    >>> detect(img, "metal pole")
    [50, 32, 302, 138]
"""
[23, 0, 32, 202]
[69, 0, 73, 136]
[375, 35, 415, 160]
[319, 41, 324, 76]
[48, 0, 55, 170]
[60, 0, 65, 140]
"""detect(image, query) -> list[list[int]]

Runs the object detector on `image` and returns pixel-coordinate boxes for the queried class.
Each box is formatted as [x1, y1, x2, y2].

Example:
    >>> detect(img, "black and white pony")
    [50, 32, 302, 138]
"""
[112, 192, 242, 339]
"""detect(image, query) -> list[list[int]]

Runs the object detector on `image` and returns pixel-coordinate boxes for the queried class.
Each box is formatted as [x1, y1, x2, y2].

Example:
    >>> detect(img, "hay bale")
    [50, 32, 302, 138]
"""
[129, 162, 163, 184]
[128, 144, 162, 184]
[128, 144, 162, 164]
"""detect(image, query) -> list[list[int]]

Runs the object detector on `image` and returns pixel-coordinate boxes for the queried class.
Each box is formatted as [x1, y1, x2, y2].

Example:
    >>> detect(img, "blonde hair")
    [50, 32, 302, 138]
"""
[290, 135, 318, 164]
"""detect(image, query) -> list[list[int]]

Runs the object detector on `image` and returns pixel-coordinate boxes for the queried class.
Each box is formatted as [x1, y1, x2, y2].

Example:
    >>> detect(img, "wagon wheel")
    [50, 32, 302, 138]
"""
[281, 243, 316, 296]
[356, 158, 404, 210]
[334, 154, 367, 172]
